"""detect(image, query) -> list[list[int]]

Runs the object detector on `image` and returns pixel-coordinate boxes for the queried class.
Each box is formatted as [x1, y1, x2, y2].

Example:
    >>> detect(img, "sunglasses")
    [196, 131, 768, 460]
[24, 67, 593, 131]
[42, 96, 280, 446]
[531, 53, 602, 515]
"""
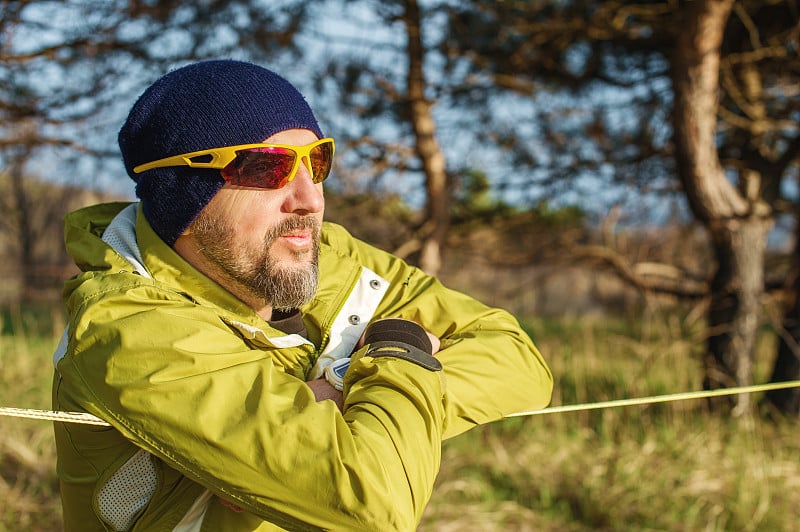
[133, 137, 335, 189]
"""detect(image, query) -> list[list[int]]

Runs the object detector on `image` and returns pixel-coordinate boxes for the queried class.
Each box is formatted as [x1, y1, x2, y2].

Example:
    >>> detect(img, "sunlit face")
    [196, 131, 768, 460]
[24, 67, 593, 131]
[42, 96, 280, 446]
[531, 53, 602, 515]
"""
[181, 129, 326, 312]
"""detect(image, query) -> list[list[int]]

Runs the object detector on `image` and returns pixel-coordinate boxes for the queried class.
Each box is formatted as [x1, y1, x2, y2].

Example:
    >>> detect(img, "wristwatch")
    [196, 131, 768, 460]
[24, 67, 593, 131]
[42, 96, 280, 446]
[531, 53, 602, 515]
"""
[324, 319, 442, 391]
[324, 357, 351, 391]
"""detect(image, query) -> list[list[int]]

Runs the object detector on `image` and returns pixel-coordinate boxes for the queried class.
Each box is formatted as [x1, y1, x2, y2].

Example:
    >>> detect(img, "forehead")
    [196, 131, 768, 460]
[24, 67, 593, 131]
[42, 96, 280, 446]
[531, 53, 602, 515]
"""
[262, 128, 320, 145]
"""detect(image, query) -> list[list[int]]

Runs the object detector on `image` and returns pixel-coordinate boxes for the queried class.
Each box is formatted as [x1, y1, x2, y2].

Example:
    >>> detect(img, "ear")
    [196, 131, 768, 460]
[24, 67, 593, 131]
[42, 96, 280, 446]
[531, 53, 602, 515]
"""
[177, 216, 198, 238]
[172, 231, 194, 255]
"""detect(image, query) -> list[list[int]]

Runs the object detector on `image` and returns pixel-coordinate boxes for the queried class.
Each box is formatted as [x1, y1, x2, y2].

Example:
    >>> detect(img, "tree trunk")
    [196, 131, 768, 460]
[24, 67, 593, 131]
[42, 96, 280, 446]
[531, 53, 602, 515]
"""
[9, 147, 36, 299]
[765, 225, 800, 416]
[704, 217, 770, 414]
[403, 0, 449, 276]
[670, 0, 769, 414]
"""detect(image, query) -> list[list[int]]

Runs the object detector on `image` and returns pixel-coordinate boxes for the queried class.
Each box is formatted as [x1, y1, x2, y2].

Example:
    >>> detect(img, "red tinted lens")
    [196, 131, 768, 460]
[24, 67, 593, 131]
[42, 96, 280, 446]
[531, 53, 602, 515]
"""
[309, 142, 333, 183]
[221, 147, 296, 188]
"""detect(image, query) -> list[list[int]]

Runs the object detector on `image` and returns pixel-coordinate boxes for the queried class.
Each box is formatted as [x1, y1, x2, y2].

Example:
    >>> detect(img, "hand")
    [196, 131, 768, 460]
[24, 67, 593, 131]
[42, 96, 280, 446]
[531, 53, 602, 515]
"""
[426, 331, 441, 355]
[307, 378, 344, 412]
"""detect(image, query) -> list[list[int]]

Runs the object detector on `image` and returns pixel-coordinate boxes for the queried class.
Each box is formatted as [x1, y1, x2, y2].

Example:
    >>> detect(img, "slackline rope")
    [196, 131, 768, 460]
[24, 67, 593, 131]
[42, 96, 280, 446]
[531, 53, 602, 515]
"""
[505, 379, 800, 417]
[0, 407, 111, 426]
[2, 379, 800, 426]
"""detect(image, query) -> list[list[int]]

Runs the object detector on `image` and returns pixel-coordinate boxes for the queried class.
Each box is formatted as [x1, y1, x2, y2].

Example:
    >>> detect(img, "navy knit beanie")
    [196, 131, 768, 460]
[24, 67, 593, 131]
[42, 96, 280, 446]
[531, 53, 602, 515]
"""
[119, 60, 323, 246]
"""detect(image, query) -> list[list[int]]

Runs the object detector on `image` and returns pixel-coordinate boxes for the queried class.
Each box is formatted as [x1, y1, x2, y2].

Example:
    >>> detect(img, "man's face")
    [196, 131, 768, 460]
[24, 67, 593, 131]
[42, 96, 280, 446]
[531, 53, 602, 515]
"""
[181, 128, 326, 311]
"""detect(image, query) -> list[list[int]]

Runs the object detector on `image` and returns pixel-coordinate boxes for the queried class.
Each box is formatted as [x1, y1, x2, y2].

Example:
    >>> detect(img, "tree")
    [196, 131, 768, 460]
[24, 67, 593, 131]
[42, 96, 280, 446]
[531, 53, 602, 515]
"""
[303, 0, 463, 275]
[768, 218, 800, 414]
[439, 0, 800, 415]
[671, 0, 767, 414]
[402, 0, 450, 275]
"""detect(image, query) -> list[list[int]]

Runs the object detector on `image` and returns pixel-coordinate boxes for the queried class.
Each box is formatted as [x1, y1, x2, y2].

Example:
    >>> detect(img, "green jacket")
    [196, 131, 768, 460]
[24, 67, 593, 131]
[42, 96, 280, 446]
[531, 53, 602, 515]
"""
[53, 202, 552, 531]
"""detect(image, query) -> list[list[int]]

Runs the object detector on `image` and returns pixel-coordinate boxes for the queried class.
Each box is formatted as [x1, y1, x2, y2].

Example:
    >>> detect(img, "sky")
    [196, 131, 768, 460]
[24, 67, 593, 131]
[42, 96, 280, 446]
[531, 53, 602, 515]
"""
[4, 0, 795, 249]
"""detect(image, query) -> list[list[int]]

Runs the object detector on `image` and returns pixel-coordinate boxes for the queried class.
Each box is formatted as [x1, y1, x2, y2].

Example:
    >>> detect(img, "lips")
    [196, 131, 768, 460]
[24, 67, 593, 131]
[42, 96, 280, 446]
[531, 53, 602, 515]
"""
[280, 230, 313, 248]
[269, 216, 319, 252]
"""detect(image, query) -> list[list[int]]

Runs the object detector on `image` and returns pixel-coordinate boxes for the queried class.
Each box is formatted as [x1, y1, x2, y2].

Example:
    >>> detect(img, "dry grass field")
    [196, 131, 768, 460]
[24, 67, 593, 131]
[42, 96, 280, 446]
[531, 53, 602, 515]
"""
[2, 306, 799, 531]
[421, 317, 800, 531]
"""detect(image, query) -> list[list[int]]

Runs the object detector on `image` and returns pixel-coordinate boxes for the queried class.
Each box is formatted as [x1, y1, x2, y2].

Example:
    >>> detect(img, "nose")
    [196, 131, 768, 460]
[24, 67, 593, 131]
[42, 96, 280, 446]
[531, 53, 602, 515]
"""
[282, 161, 324, 215]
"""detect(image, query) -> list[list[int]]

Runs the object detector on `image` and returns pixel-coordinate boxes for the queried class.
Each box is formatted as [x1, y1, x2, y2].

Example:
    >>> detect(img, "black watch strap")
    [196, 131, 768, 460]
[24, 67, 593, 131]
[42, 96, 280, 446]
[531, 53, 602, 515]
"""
[363, 318, 441, 371]
[363, 318, 432, 352]
[366, 341, 443, 371]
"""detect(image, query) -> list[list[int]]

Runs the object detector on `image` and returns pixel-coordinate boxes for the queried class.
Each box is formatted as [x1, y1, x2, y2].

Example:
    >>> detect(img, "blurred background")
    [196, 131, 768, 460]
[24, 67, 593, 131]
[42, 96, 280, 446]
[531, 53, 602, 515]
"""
[2, 1, 800, 530]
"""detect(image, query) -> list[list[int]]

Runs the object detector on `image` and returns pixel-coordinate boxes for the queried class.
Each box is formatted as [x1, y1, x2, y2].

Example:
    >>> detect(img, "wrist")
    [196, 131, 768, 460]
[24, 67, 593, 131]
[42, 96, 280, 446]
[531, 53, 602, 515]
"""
[361, 319, 442, 371]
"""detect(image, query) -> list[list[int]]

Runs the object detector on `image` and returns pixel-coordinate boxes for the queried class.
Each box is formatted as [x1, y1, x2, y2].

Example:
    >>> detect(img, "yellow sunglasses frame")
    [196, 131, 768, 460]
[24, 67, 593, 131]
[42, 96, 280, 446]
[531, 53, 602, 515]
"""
[133, 137, 336, 184]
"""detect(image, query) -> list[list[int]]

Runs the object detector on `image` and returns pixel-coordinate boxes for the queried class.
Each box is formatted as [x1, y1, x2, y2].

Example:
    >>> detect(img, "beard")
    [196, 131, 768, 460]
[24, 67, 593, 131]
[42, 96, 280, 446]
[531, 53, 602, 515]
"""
[191, 210, 320, 311]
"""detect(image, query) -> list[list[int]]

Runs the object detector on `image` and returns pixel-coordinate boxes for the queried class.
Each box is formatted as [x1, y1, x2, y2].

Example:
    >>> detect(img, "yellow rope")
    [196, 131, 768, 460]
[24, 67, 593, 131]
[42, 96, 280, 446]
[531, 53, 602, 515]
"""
[2, 380, 799, 425]
[506, 379, 800, 417]
[0, 407, 110, 426]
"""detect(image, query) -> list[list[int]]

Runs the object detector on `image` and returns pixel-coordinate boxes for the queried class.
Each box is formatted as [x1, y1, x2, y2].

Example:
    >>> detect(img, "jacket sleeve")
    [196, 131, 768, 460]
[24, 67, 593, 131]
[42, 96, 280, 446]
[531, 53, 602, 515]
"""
[403, 276, 553, 438]
[58, 279, 445, 531]
[323, 223, 553, 439]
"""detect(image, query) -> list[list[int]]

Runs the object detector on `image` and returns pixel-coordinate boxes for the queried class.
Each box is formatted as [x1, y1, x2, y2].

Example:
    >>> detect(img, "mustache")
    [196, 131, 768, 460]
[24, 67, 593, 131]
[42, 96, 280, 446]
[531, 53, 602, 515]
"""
[265, 215, 320, 241]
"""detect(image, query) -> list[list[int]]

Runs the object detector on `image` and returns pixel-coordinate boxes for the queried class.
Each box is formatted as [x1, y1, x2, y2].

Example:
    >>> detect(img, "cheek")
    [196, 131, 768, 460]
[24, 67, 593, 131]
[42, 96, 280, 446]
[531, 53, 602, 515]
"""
[221, 190, 283, 231]
[237, 213, 281, 243]
[315, 184, 326, 219]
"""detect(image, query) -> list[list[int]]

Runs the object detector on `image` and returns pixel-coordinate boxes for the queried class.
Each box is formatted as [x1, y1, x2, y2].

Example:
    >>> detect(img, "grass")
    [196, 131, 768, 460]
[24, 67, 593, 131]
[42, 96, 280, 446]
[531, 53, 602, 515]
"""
[421, 314, 800, 531]
[2, 305, 799, 531]
[0, 306, 63, 531]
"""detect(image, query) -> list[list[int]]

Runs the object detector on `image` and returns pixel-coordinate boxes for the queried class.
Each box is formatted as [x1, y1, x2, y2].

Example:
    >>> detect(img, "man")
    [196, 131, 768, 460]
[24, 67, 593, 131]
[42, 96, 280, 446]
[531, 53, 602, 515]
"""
[53, 59, 552, 531]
